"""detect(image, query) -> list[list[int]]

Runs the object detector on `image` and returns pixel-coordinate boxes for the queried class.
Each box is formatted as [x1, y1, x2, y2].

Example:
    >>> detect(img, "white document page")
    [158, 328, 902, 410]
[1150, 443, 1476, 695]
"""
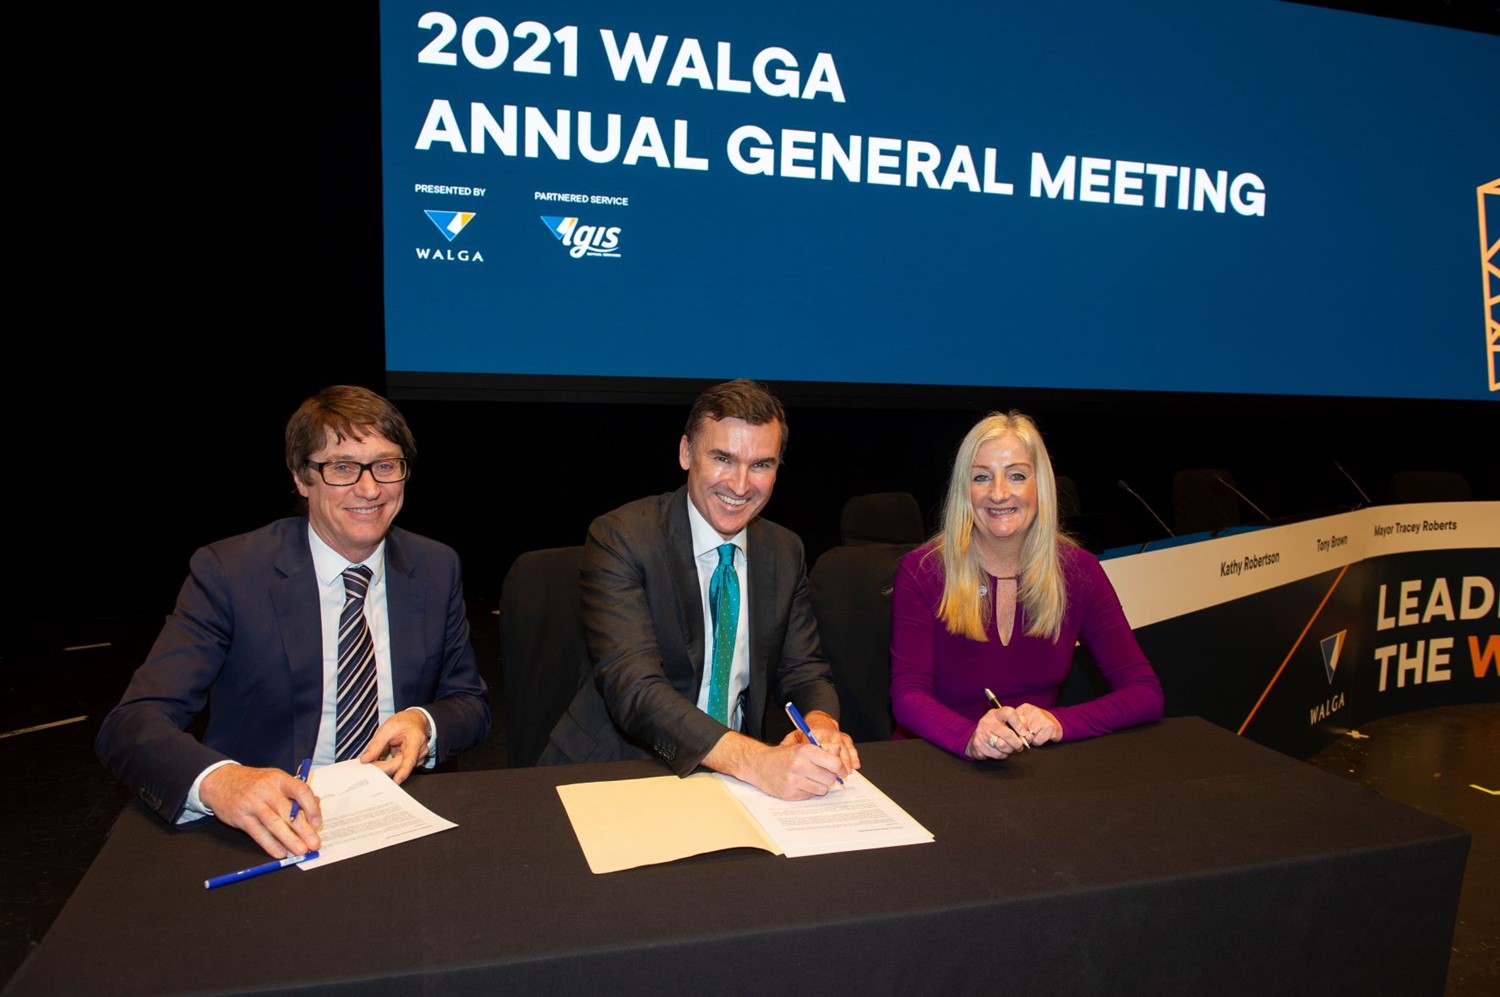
[716, 771, 934, 857]
[297, 760, 457, 870]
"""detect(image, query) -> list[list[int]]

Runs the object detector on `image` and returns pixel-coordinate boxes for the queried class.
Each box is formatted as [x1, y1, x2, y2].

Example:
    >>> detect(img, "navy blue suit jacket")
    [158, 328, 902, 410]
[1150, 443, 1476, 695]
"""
[96, 518, 490, 822]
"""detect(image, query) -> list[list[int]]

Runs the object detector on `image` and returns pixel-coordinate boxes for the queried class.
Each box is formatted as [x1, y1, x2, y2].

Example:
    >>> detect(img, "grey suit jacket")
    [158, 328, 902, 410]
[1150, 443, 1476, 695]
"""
[542, 488, 839, 774]
[96, 518, 491, 822]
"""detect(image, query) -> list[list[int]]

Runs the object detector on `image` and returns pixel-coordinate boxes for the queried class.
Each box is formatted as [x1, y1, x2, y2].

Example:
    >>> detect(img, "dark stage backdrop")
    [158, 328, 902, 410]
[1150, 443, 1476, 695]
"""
[10, 3, 1498, 659]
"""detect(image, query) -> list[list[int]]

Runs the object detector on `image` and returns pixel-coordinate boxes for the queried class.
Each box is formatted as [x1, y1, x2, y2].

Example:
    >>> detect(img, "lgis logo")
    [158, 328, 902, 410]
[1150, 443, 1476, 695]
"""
[540, 216, 621, 258]
[415, 209, 483, 263]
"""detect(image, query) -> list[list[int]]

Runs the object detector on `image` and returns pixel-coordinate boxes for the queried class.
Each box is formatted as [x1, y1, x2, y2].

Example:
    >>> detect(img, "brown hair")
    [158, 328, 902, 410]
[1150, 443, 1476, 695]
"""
[285, 385, 417, 484]
[682, 379, 788, 459]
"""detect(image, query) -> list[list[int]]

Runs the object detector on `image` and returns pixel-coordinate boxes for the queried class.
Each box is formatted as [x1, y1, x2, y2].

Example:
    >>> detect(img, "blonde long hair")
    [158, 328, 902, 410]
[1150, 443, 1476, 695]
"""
[931, 412, 1075, 642]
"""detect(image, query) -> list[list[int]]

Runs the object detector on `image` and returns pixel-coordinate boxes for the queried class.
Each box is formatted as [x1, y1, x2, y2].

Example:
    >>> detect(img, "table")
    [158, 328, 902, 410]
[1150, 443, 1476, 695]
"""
[4, 719, 1468, 996]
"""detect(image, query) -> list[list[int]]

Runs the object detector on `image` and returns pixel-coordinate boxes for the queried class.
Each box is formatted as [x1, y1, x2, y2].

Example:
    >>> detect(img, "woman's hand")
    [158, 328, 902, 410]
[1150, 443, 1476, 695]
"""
[965, 704, 1063, 759]
[966, 708, 1027, 759]
[1011, 703, 1062, 746]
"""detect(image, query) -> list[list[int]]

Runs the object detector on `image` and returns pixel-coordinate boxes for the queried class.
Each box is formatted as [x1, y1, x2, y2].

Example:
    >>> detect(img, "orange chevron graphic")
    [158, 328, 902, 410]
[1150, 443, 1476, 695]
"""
[1479, 178, 1500, 391]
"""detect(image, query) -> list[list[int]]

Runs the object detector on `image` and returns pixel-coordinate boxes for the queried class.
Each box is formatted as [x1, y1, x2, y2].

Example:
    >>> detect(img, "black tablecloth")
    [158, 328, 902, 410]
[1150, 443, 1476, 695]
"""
[5, 718, 1469, 996]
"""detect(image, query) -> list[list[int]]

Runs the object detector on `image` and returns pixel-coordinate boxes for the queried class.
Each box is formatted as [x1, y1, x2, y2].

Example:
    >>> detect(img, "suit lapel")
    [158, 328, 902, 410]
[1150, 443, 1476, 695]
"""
[270, 520, 324, 760]
[664, 489, 707, 693]
[384, 529, 424, 708]
[745, 520, 777, 737]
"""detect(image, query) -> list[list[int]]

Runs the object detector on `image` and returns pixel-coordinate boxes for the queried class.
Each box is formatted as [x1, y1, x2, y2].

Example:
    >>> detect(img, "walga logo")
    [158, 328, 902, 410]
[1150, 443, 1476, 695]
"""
[1309, 630, 1348, 725]
[540, 216, 622, 258]
[425, 210, 475, 241]
[415, 209, 483, 262]
[1319, 630, 1346, 684]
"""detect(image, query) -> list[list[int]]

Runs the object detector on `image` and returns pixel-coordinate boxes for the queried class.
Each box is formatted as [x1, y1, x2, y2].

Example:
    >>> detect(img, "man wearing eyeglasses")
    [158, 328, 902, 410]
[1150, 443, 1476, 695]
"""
[97, 385, 489, 859]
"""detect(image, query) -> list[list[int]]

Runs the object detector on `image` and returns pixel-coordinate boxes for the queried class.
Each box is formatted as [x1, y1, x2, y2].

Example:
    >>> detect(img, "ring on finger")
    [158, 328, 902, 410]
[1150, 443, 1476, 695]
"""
[987, 734, 999, 749]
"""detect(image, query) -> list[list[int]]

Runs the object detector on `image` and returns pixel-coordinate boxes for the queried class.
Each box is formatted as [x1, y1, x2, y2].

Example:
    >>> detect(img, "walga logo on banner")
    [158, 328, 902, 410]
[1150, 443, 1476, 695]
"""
[1319, 631, 1346, 685]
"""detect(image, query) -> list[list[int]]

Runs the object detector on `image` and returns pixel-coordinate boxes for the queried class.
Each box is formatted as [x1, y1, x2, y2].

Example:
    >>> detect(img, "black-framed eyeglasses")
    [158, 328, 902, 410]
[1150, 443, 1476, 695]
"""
[306, 458, 410, 486]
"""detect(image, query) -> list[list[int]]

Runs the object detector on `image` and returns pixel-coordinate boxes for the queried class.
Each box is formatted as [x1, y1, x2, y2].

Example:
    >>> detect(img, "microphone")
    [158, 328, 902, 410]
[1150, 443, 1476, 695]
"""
[1215, 474, 1270, 521]
[1116, 480, 1174, 537]
[1334, 461, 1373, 508]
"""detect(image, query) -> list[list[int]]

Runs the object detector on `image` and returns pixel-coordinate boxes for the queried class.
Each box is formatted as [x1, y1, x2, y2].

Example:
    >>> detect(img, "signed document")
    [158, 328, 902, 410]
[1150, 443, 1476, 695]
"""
[557, 770, 932, 874]
[715, 770, 933, 858]
[297, 760, 457, 870]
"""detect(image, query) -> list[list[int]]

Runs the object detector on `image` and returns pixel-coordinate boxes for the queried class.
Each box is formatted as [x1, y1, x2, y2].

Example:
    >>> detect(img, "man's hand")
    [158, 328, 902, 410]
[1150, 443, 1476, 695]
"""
[199, 764, 322, 859]
[787, 709, 861, 774]
[706, 730, 850, 800]
[359, 708, 431, 784]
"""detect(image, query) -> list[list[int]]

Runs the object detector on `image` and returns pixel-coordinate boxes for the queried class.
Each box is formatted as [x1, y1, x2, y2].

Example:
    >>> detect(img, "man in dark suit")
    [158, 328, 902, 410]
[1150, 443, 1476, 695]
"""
[542, 380, 857, 799]
[97, 386, 489, 858]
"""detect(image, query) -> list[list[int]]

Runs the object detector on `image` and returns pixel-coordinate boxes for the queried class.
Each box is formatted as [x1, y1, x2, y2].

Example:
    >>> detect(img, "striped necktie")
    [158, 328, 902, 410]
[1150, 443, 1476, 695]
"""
[706, 543, 740, 725]
[335, 565, 379, 761]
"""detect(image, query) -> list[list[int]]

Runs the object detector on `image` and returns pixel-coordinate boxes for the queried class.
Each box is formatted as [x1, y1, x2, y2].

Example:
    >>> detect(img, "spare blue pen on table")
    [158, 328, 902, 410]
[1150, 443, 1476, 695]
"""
[204, 851, 319, 890]
[205, 757, 316, 889]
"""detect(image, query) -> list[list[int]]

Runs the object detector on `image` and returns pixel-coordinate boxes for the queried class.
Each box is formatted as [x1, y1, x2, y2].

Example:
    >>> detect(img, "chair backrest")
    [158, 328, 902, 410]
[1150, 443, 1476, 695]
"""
[1056, 474, 1082, 522]
[808, 543, 914, 742]
[1172, 469, 1241, 534]
[840, 492, 925, 546]
[499, 546, 592, 767]
[1387, 470, 1472, 504]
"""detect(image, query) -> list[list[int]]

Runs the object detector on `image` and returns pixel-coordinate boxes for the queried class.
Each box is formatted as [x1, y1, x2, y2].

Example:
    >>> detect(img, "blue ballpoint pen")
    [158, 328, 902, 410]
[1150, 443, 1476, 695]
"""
[783, 701, 845, 785]
[288, 757, 313, 821]
[204, 851, 319, 890]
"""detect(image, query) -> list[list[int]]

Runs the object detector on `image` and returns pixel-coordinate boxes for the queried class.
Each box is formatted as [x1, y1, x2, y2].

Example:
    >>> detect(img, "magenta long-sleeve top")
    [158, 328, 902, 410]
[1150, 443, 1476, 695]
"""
[890, 542, 1164, 757]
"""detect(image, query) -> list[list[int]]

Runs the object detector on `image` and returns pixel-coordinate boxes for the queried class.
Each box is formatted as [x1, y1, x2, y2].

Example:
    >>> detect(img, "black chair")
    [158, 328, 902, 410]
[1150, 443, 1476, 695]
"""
[1056, 474, 1082, 524]
[1387, 471, 1472, 504]
[808, 543, 915, 742]
[1056, 473, 1106, 548]
[498, 546, 592, 767]
[839, 492, 925, 546]
[1172, 469, 1242, 534]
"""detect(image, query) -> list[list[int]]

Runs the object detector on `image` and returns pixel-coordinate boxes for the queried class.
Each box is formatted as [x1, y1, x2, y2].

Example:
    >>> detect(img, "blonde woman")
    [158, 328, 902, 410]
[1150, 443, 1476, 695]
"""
[890, 412, 1162, 760]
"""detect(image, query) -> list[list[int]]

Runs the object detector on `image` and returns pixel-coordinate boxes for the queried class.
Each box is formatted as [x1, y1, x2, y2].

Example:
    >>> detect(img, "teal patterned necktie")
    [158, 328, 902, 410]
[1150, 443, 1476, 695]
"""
[707, 543, 740, 724]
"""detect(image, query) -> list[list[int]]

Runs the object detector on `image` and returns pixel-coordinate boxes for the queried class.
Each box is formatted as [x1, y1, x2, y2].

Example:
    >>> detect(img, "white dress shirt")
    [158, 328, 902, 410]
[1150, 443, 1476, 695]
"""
[686, 496, 751, 732]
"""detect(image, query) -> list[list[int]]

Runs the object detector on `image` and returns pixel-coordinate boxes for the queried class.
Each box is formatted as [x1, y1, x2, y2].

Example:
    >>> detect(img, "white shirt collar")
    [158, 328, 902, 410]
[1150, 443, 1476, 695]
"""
[685, 493, 747, 560]
[307, 522, 387, 587]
